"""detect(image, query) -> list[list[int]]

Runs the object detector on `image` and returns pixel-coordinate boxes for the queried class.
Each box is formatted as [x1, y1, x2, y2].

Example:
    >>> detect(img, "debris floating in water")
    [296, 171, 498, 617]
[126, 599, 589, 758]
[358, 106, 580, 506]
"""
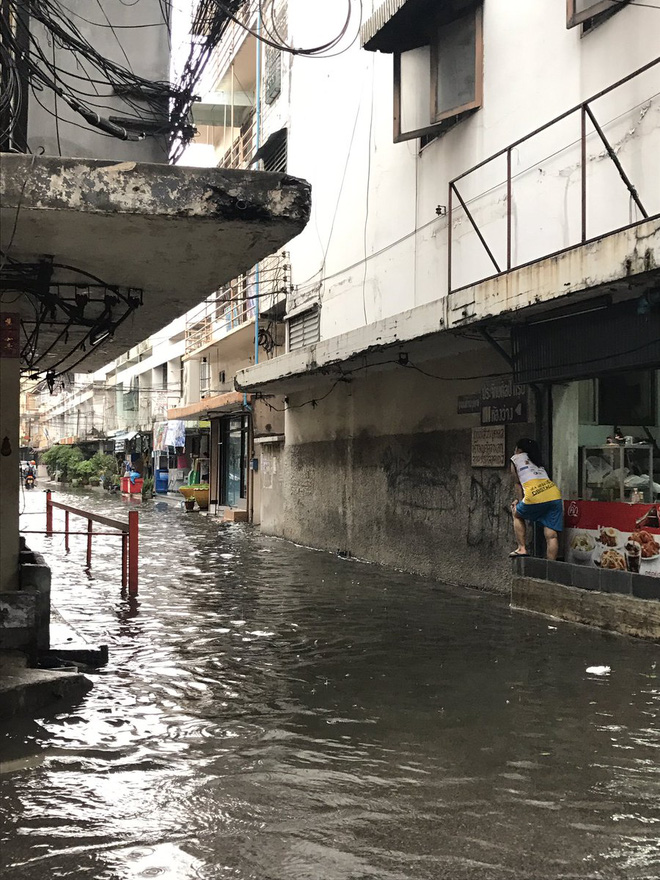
[586, 665, 611, 676]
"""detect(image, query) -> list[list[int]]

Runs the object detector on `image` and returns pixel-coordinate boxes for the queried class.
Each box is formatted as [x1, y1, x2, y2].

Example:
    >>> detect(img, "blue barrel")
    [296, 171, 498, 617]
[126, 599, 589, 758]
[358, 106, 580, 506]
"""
[155, 469, 169, 494]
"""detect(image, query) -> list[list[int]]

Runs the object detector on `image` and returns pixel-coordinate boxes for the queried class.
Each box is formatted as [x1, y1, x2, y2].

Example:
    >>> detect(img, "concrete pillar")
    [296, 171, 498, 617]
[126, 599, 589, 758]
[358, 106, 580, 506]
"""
[167, 358, 181, 395]
[185, 359, 200, 405]
[552, 382, 580, 498]
[0, 351, 20, 591]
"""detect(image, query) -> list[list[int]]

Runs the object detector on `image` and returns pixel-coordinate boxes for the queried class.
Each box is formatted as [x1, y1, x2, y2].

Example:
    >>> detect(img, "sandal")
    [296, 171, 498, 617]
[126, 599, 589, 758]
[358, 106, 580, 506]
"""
[509, 551, 529, 558]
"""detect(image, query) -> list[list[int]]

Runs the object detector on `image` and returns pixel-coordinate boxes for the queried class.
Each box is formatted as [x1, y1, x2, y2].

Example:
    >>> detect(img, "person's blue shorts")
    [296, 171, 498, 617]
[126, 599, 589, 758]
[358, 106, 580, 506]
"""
[515, 499, 563, 532]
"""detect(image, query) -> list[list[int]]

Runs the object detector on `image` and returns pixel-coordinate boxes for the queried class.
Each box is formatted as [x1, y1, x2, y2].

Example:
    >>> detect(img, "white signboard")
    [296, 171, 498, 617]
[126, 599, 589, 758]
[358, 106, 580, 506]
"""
[471, 426, 506, 468]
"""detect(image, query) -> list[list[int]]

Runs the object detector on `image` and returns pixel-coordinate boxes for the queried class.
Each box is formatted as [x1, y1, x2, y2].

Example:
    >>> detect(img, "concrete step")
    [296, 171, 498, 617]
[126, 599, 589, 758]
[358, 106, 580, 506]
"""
[0, 651, 92, 720]
[46, 608, 108, 668]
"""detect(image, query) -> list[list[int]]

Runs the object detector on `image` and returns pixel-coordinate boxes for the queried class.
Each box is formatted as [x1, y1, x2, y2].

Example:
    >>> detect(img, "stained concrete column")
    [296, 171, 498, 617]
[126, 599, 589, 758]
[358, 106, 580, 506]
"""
[0, 343, 20, 591]
[552, 382, 580, 498]
[185, 359, 201, 405]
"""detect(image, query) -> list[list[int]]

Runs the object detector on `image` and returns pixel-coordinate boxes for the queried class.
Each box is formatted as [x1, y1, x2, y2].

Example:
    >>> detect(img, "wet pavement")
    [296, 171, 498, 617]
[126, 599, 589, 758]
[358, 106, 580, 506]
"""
[1, 487, 659, 880]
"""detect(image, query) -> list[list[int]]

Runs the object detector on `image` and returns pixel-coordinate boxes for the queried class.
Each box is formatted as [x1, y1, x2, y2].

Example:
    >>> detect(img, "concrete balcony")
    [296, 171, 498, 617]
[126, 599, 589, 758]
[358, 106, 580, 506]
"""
[0, 154, 310, 376]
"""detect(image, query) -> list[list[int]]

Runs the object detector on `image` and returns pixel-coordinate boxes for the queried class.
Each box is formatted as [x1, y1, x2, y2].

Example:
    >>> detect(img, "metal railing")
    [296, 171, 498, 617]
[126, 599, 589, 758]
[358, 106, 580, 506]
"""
[185, 275, 255, 355]
[219, 109, 256, 170]
[447, 56, 660, 294]
[36, 491, 140, 595]
[185, 252, 290, 356]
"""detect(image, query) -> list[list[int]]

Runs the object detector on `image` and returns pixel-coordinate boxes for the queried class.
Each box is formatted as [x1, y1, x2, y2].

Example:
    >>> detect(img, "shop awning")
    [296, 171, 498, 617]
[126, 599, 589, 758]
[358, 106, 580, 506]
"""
[168, 391, 249, 420]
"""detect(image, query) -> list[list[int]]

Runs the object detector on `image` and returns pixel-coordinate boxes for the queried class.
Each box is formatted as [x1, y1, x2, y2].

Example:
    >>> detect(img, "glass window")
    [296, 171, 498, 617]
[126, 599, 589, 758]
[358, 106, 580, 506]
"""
[432, 10, 481, 122]
[200, 358, 210, 397]
[393, 5, 482, 143]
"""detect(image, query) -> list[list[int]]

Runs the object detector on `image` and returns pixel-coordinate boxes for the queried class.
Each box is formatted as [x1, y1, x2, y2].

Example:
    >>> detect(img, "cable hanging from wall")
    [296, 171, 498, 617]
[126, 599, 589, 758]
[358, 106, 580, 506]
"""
[0, 254, 144, 383]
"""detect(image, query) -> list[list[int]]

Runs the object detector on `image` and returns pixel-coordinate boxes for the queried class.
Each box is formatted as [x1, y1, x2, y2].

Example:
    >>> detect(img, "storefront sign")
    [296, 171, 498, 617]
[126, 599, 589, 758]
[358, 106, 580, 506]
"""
[457, 394, 481, 415]
[114, 439, 125, 453]
[471, 426, 506, 468]
[480, 378, 527, 425]
[564, 500, 660, 578]
[0, 313, 20, 358]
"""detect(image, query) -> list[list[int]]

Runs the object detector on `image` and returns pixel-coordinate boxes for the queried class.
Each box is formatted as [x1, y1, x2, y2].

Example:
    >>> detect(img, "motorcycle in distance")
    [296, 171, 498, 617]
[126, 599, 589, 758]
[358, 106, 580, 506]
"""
[24, 472, 35, 490]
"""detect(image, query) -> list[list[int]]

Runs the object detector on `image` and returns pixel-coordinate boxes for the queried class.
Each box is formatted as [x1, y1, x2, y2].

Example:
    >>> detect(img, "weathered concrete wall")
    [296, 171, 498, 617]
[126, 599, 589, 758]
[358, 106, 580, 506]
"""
[257, 346, 532, 593]
[512, 577, 660, 642]
[272, 430, 515, 591]
[0, 551, 51, 651]
[19, 551, 51, 651]
[0, 653, 92, 720]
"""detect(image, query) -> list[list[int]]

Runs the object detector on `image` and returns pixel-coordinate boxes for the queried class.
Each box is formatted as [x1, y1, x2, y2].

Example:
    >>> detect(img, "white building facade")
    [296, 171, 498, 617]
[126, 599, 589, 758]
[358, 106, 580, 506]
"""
[233, 0, 660, 591]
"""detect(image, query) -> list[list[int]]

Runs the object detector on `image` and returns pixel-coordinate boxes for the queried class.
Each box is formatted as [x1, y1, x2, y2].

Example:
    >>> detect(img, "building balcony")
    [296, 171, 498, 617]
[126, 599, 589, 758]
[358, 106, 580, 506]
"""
[1, 154, 310, 376]
[185, 251, 290, 361]
[197, 0, 258, 99]
[185, 284, 255, 360]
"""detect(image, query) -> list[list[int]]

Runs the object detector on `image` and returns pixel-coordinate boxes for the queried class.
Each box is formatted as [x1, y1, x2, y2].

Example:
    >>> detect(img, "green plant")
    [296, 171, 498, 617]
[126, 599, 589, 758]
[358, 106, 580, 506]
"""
[72, 458, 97, 485]
[90, 452, 117, 481]
[43, 445, 84, 482]
[141, 476, 154, 499]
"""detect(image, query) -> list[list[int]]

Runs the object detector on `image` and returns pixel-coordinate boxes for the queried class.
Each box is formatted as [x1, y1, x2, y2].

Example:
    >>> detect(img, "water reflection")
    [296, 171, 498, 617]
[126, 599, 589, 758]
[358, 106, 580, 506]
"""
[1, 488, 659, 879]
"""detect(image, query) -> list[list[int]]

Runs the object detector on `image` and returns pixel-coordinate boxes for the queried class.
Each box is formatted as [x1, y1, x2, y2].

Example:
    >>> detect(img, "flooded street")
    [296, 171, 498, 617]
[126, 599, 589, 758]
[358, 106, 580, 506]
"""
[1, 489, 659, 880]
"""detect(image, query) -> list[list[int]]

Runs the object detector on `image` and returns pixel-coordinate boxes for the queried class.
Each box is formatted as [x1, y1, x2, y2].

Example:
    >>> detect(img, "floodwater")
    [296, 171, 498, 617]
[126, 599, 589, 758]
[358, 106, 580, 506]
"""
[1, 488, 659, 880]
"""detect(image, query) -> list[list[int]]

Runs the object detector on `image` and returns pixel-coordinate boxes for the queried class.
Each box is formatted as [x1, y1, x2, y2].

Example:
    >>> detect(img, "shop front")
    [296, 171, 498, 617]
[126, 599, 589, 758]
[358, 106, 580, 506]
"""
[167, 392, 251, 514]
[513, 297, 660, 592]
[113, 430, 152, 479]
[152, 419, 210, 493]
[209, 414, 250, 512]
[553, 370, 660, 579]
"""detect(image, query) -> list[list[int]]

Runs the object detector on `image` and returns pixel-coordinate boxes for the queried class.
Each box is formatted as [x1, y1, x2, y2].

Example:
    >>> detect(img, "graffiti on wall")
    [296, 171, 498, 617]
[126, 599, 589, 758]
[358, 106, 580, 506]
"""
[467, 470, 511, 548]
[381, 444, 458, 513]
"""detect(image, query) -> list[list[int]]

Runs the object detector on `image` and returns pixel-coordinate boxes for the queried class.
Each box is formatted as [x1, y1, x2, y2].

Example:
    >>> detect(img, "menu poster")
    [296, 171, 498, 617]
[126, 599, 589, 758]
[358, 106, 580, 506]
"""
[563, 500, 660, 578]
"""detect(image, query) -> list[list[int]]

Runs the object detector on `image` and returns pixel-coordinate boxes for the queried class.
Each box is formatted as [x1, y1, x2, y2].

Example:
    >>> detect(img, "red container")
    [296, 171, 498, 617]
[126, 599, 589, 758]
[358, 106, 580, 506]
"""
[121, 476, 144, 495]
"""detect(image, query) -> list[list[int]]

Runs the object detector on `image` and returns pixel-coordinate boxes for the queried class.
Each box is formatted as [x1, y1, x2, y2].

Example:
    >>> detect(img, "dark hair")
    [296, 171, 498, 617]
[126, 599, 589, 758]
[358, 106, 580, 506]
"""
[516, 438, 543, 467]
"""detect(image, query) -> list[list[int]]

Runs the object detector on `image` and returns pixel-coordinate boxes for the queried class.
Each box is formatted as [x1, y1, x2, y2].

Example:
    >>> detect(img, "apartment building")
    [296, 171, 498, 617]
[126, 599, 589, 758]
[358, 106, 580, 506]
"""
[27, 1, 660, 599]
[226, 0, 660, 592]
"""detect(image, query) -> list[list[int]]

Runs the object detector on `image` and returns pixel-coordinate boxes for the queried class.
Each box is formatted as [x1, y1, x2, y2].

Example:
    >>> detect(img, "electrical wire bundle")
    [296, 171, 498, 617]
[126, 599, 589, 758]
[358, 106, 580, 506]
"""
[221, 0, 361, 58]
[1, 254, 143, 382]
[0, 0, 251, 158]
[0, 37, 26, 149]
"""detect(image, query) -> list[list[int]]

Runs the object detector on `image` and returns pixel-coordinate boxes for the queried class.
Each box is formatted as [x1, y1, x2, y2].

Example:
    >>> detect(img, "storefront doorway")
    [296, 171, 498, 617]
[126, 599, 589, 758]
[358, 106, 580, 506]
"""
[213, 415, 249, 508]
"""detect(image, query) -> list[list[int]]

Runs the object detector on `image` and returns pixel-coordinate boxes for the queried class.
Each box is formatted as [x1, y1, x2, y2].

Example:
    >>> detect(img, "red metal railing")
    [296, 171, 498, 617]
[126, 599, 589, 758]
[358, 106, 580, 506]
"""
[27, 491, 139, 595]
[447, 56, 660, 294]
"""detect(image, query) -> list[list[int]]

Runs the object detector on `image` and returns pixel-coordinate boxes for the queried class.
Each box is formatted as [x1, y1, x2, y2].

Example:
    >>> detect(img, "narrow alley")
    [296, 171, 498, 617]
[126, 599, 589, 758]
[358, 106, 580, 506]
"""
[1, 489, 659, 880]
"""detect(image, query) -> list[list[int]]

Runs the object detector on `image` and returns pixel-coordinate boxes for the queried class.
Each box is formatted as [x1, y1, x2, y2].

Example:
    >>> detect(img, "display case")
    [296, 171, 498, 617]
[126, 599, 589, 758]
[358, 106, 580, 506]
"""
[580, 444, 655, 502]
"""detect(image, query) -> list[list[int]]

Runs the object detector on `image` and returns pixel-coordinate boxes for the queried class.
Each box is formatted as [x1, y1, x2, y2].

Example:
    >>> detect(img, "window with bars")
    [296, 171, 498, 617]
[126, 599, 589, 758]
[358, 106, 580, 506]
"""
[264, 2, 287, 105]
[288, 308, 320, 351]
[363, 0, 483, 143]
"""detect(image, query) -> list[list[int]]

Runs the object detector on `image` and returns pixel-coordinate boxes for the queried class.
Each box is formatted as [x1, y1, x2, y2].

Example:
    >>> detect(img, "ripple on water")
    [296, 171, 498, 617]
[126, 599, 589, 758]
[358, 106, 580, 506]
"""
[2, 488, 660, 880]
